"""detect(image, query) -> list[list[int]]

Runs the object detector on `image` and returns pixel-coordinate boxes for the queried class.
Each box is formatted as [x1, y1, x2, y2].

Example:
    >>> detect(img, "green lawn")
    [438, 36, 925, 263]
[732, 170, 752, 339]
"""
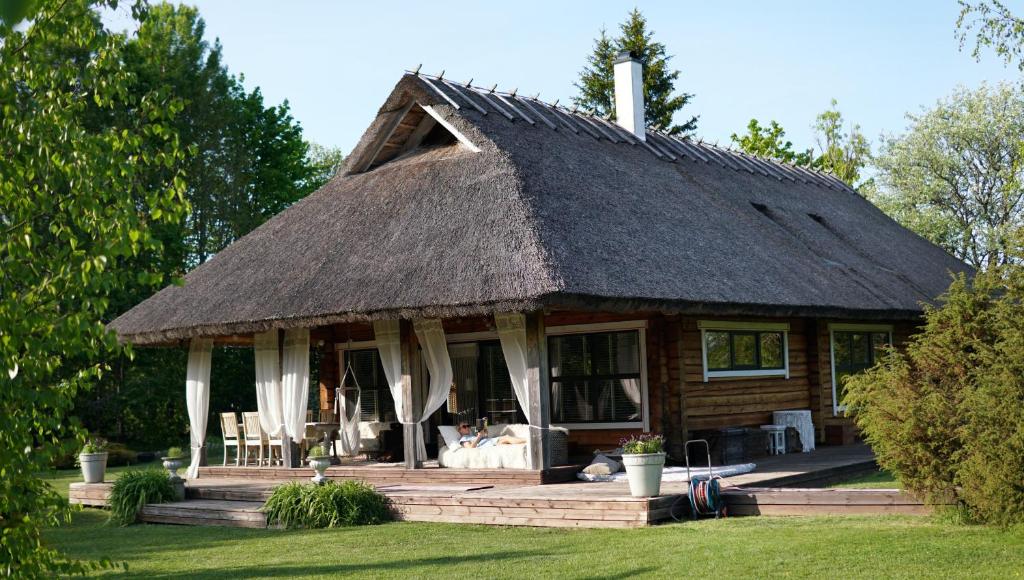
[832, 469, 902, 489]
[43, 467, 1024, 579]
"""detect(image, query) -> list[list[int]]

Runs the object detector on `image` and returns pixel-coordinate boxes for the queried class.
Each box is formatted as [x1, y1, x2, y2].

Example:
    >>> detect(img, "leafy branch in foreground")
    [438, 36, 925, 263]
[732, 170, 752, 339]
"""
[1, 0, 189, 575]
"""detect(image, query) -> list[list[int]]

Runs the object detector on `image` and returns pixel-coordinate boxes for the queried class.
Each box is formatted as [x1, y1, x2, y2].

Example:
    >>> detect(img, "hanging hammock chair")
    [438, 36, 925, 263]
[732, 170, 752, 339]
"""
[334, 361, 362, 457]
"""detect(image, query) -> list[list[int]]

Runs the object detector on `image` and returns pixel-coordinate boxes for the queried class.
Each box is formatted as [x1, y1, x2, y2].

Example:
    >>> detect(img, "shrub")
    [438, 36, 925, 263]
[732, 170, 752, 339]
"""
[108, 469, 176, 526]
[845, 250, 1024, 525]
[306, 445, 328, 459]
[263, 481, 392, 529]
[621, 433, 665, 455]
[165, 446, 185, 459]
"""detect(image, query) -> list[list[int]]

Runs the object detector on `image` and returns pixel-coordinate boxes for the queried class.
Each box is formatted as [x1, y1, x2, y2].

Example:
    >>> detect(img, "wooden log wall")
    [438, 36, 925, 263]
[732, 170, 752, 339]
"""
[679, 316, 813, 432]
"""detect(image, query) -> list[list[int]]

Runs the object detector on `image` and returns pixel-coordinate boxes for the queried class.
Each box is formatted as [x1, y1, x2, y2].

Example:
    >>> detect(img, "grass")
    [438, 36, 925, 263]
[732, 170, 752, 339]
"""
[43, 510, 1024, 579]
[42, 467, 1024, 579]
[832, 469, 902, 489]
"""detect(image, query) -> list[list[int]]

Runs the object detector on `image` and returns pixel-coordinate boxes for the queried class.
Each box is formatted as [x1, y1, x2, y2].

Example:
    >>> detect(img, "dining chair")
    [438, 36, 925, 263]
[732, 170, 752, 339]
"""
[219, 412, 241, 466]
[241, 412, 264, 466]
[265, 425, 284, 466]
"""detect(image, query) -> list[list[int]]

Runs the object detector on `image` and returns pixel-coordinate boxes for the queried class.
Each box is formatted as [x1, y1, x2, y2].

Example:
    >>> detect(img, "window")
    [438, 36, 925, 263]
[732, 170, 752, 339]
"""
[478, 342, 519, 425]
[831, 326, 892, 414]
[548, 330, 644, 427]
[341, 349, 395, 422]
[699, 321, 790, 381]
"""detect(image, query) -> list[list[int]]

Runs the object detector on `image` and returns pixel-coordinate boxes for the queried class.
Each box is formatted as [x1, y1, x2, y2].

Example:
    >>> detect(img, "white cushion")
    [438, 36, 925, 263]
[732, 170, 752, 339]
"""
[438, 442, 528, 469]
[437, 425, 461, 452]
[582, 454, 621, 475]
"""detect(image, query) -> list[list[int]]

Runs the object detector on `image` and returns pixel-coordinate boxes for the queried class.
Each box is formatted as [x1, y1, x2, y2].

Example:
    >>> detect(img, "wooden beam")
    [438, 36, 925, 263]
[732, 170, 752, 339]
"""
[524, 311, 551, 470]
[401, 320, 422, 468]
[421, 105, 481, 153]
[399, 114, 438, 156]
[350, 101, 415, 173]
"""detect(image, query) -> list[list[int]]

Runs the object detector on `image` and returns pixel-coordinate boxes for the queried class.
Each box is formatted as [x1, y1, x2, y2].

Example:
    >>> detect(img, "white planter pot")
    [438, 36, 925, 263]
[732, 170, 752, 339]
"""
[79, 452, 108, 484]
[621, 452, 666, 497]
[162, 457, 185, 482]
[308, 457, 331, 484]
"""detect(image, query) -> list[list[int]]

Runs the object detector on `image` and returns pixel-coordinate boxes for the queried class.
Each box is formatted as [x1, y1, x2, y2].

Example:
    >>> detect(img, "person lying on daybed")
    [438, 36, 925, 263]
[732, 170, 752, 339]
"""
[457, 422, 526, 448]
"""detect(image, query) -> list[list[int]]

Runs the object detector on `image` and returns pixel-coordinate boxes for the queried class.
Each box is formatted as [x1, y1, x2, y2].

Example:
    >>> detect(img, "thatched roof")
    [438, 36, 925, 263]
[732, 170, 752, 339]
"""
[110, 73, 971, 345]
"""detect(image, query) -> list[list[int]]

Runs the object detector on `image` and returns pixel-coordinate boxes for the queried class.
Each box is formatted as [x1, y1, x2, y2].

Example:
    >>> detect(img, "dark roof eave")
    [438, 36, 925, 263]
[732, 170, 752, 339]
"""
[112, 292, 926, 346]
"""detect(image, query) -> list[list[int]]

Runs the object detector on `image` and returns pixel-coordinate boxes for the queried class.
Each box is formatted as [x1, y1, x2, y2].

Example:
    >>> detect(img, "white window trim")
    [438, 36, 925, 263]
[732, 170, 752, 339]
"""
[829, 323, 894, 416]
[547, 320, 650, 431]
[698, 321, 790, 382]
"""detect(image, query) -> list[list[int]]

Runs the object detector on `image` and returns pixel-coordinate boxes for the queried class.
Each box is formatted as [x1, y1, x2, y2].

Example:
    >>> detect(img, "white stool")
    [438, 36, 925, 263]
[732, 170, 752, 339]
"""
[760, 425, 786, 455]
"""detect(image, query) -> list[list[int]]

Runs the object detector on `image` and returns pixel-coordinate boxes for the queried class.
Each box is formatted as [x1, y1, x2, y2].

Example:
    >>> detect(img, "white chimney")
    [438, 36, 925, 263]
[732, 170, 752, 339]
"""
[613, 50, 645, 141]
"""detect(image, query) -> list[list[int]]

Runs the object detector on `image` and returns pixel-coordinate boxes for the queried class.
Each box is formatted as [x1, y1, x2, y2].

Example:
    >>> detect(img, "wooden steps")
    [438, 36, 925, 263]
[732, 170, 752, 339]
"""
[139, 500, 268, 528]
[722, 487, 933, 516]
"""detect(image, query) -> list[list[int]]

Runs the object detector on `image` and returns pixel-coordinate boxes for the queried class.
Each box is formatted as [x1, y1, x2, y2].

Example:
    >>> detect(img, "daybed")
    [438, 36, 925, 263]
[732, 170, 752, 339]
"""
[436, 424, 568, 469]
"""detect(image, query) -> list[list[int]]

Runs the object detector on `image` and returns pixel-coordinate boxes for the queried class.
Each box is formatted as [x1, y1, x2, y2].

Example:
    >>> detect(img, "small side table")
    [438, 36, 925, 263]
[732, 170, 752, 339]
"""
[760, 424, 787, 455]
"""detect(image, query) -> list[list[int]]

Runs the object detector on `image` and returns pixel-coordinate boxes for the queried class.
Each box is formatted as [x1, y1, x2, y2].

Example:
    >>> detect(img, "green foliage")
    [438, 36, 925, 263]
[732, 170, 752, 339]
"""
[80, 438, 109, 455]
[620, 433, 665, 455]
[262, 481, 393, 529]
[574, 8, 697, 135]
[108, 469, 176, 527]
[306, 445, 328, 459]
[165, 447, 184, 459]
[730, 119, 813, 166]
[74, 4, 335, 448]
[957, 1, 1024, 71]
[0, 0, 189, 575]
[812, 99, 871, 187]
[871, 83, 1024, 269]
[845, 241, 1024, 524]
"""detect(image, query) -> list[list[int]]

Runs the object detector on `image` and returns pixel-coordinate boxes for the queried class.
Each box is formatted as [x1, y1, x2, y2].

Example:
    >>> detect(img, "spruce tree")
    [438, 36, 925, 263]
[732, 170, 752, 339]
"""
[574, 9, 697, 135]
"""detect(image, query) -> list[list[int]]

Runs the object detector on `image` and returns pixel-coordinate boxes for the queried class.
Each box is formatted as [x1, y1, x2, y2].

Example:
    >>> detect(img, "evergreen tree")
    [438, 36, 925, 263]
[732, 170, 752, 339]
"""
[574, 9, 697, 135]
[730, 119, 813, 166]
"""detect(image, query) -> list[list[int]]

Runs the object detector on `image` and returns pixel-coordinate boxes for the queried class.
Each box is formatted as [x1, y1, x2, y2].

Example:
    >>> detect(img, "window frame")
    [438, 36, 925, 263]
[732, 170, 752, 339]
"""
[829, 323, 894, 416]
[698, 321, 791, 382]
[546, 320, 650, 431]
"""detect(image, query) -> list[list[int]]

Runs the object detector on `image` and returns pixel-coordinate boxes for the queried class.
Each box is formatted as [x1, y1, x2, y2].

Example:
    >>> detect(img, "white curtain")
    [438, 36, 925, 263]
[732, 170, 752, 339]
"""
[254, 330, 285, 437]
[334, 365, 362, 456]
[185, 338, 213, 479]
[494, 312, 531, 423]
[413, 318, 453, 462]
[373, 320, 411, 424]
[281, 328, 310, 441]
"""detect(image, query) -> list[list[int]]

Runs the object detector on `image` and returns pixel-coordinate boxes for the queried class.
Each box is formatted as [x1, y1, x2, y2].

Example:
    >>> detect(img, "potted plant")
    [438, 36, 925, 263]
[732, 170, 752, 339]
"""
[306, 444, 331, 484]
[162, 446, 187, 482]
[620, 433, 666, 497]
[78, 438, 109, 484]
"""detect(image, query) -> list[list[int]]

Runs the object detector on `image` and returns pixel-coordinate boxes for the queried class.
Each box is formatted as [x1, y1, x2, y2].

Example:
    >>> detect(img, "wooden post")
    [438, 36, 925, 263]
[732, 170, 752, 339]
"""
[281, 434, 295, 468]
[675, 319, 689, 444]
[401, 320, 422, 469]
[524, 311, 551, 470]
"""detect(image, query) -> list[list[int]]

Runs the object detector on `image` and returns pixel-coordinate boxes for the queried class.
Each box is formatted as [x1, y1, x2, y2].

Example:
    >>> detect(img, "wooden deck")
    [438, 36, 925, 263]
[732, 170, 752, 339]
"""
[69, 444, 910, 529]
[197, 460, 581, 486]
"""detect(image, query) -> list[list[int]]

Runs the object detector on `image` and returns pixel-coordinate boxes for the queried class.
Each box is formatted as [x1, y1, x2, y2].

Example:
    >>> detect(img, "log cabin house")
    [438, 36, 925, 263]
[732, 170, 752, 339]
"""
[110, 54, 970, 473]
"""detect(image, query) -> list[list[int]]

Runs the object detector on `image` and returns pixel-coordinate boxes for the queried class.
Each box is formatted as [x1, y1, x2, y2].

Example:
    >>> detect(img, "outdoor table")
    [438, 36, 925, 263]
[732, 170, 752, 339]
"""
[772, 410, 815, 452]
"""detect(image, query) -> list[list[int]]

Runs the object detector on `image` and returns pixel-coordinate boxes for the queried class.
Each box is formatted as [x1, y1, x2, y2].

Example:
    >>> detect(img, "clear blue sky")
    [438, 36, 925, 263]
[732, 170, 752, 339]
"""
[180, 0, 1021, 154]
